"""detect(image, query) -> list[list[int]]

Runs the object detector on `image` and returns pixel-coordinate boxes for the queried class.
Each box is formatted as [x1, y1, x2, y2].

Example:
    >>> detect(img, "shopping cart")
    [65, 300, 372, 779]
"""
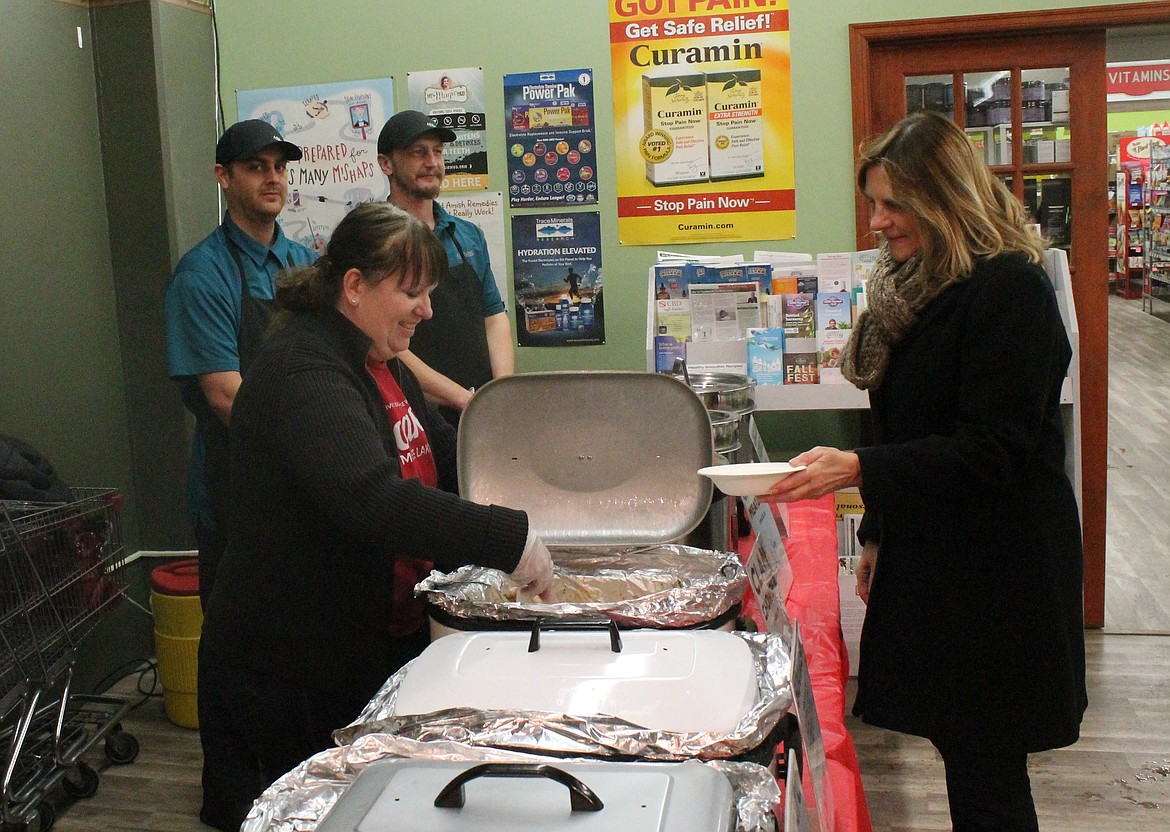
[1, 489, 140, 832]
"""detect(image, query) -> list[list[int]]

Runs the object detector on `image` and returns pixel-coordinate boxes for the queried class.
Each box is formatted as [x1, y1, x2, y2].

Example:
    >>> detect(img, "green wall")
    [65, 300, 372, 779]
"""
[1108, 109, 1170, 131]
[0, 1, 136, 512]
[214, 0, 1156, 457]
[0, 0, 215, 691]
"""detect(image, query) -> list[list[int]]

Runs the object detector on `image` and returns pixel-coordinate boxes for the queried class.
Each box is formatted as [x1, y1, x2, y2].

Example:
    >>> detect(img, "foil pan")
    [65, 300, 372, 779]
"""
[242, 733, 780, 832]
[335, 631, 792, 761]
[417, 544, 747, 628]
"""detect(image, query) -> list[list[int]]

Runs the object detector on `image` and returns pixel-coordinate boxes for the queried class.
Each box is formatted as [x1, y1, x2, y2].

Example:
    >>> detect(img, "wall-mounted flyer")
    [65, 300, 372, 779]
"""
[503, 69, 599, 209]
[407, 67, 488, 191]
[608, 1, 795, 245]
[512, 212, 604, 347]
[435, 192, 507, 306]
[237, 78, 394, 250]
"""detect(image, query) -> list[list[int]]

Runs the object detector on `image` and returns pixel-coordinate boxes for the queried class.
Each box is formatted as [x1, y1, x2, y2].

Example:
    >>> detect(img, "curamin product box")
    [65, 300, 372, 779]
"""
[642, 71, 710, 186]
[705, 70, 764, 182]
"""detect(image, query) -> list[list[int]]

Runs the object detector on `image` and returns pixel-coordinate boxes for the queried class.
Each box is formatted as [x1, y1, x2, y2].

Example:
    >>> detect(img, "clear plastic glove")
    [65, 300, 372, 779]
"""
[510, 530, 557, 603]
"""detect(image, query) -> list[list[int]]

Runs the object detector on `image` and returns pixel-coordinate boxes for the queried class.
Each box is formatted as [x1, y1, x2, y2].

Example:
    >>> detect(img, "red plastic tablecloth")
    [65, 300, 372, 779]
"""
[738, 495, 872, 832]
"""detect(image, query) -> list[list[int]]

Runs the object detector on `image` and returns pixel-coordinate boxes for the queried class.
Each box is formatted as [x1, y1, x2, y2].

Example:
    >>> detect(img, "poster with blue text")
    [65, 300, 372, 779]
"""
[512, 212, 604, 347]
[503, 69, 599, 209]
[236, 78, 394, 251]
[407, 67, 488, 191]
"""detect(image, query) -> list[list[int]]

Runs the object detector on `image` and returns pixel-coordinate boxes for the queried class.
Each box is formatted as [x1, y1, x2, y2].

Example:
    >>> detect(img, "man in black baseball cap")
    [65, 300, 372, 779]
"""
[377, 110, 514, 430]
[165, 115, 314, 611]
[215, 118, 303, 165]
[376, 109, 456, 156]
[165, 117, 317, 831]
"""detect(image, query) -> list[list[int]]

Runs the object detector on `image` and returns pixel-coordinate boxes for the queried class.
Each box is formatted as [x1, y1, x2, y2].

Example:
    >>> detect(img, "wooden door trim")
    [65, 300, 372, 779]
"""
[850, 1, 1170, 43]
[850, 2, 1170, 244]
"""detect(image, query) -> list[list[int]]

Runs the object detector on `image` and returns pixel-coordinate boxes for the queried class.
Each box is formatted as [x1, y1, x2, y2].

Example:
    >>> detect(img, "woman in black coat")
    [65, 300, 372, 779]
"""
[196, 203, 554, 832]
[767, 111, 1086, 832]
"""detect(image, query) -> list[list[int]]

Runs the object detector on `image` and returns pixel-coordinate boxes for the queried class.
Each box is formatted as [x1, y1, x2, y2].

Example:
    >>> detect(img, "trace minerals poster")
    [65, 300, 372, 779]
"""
[608, 0, 795, 245]
[503, 69, 599, 209]
[407, 67, 489, 191]
[512, 212, 604, 347]
[236, 78, 394, 250]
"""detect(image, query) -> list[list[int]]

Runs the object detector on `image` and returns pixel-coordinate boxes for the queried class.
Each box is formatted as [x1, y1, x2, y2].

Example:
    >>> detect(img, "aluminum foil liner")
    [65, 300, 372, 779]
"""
[417, 544, 746, 628]
[242, 733, 780, 832]
[334, 630, 792, 762]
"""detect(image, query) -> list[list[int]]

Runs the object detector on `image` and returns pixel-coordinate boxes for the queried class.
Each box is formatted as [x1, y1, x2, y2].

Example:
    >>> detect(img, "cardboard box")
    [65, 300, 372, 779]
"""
[705, 69, 764, 182]
[642, 71, 709, 186]
[523, 308, 557, 333]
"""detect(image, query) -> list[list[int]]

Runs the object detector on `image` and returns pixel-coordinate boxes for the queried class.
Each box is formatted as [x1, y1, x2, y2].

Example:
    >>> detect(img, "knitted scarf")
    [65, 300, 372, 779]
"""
[841, 248, 968, 390]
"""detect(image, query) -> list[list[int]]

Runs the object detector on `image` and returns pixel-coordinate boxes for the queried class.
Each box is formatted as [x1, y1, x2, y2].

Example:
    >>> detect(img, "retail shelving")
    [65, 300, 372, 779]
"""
[965, 120, 1071, 168]
[1116, 164, 1145, 299]
[1143, 144, 1170, 314]
[1108, 181, 1119, 275]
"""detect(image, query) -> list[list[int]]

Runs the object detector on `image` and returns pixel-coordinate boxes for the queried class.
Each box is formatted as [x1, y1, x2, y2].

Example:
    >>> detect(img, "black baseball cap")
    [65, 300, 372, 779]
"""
[377, 110, 457, 155]
[216, 119, 303, 165]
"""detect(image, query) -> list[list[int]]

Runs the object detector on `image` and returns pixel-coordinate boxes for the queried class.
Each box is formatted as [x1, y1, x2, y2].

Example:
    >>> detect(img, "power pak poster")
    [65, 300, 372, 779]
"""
[407, 67, 489, 191]
[512, 212, 604, 347]
[608, 1, 795, 245]
[236, 78, 395, 251]
[503, 69, 599, 209]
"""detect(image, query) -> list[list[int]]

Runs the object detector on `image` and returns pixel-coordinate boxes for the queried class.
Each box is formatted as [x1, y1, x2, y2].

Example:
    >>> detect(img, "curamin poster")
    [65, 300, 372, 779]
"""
[503, 69, 599, 209]
[512, 212, 604, 347]
[407, 67, 489, 191]
[237, 78, 394, 251]
[608, 1, 795, 245]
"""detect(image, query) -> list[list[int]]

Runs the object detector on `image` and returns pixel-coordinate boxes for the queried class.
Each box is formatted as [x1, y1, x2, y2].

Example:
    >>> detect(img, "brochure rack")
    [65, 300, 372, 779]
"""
[644, 250, 1082, 516]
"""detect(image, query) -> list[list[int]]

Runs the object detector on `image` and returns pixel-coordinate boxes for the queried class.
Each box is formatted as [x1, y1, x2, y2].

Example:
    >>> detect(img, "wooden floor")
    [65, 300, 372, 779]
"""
[38, 295, 1170, 831]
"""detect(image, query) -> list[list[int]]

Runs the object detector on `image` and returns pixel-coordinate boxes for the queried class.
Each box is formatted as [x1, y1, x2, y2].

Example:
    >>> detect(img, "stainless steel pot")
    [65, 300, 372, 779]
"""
[688, 373, 757, 413]
[708, 409, 739, 453]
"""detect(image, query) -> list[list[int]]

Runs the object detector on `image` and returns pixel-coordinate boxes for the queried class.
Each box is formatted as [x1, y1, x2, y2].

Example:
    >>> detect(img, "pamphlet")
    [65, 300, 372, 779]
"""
[746, 327, 786, 385]
[783, 352, 819, 384]
[816, 251, 853, 293]
[654, 334, 687, 373]
[690, 281, 761, 341]
[655, 298, 691, 339]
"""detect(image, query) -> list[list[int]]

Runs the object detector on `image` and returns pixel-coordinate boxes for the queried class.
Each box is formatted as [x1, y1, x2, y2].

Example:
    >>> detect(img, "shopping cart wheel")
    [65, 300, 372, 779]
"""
[11, 799, 56, 832]
[61, 762, 99, 799]
[34, 800, 55, 832]
[104, 729, 140, 765]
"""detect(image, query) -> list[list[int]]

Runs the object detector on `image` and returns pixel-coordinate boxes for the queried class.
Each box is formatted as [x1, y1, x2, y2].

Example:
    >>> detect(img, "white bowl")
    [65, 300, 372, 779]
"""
[697, 462, 806, 496]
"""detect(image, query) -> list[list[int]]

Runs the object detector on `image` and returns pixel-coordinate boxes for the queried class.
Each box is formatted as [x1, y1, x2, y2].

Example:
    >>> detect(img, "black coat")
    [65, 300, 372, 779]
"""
[201, 307, 528, 702]
[852, 252, 1086, 754]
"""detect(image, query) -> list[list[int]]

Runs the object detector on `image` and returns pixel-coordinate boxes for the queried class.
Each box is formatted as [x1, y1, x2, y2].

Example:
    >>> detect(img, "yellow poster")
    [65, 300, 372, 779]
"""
[609, 0, 794, 245]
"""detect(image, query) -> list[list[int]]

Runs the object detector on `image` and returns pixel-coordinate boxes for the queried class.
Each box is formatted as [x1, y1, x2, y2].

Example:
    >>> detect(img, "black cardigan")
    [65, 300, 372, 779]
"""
[852, 252, 1086, 753]
[201, 306, 528, 699]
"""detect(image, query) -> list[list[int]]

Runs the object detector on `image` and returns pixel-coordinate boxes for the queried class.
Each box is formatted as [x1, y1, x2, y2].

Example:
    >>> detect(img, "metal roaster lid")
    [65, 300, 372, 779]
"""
[458, 371, 714, 546]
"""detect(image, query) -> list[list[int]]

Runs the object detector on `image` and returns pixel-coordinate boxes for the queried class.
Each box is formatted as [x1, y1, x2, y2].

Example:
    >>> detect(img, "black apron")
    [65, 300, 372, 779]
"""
[407, 232, 493, 426]
[197, 241, 276, 548]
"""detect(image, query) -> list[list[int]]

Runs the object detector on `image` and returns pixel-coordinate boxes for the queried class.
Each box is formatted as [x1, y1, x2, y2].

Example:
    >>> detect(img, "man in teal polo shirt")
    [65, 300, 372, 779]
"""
[165, 119, 316, 611]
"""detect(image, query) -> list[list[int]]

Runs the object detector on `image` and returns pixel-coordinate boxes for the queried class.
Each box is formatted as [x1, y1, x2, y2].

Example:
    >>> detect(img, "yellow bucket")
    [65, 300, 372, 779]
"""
[150, 558, 202, 729]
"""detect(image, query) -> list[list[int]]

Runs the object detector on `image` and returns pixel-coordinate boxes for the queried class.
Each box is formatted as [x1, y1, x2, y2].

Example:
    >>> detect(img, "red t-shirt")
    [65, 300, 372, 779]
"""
[367, 357, 438, 636]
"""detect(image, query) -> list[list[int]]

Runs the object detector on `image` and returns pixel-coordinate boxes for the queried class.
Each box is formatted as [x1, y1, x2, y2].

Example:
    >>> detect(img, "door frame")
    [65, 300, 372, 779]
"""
[849, 2, 1170, 629]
